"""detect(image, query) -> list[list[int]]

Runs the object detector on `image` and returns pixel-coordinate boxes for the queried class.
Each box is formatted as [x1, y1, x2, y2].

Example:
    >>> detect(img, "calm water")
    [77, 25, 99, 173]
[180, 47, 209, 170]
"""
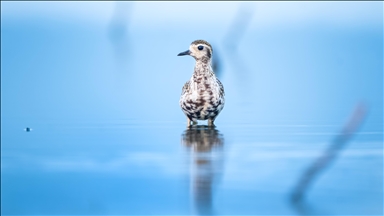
[1, 120, 382, 215]
[1, 2, 383, 215]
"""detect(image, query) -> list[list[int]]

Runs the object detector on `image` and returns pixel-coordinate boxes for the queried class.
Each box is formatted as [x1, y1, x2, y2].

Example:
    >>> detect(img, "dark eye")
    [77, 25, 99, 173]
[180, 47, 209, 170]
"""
[198, 45, 204, 50]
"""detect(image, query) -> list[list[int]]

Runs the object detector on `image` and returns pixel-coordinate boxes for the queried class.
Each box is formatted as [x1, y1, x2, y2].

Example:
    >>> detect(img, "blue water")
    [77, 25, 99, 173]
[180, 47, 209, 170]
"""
[1, 2, 383, 215]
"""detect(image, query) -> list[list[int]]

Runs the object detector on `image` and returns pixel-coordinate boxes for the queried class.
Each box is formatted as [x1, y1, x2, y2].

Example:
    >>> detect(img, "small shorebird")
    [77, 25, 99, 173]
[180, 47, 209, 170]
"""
[178, 40, 225, 127]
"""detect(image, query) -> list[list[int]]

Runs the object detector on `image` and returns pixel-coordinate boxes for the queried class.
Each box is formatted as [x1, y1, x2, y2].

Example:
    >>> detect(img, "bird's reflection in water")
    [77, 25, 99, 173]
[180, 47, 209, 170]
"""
[181, 125, 225, 215]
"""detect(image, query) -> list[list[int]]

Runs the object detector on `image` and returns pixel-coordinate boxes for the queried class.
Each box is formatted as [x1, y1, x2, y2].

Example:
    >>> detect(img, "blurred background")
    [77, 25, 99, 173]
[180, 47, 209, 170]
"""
[1, 1, 383, 215]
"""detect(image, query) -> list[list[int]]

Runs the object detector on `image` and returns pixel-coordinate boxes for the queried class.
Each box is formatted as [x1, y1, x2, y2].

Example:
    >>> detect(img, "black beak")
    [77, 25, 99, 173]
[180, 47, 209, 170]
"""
[177, 50, 191, 56]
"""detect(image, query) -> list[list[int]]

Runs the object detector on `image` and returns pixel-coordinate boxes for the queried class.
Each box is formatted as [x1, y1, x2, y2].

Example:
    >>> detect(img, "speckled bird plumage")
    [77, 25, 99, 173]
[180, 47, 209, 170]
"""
[178, 40, 225, 127]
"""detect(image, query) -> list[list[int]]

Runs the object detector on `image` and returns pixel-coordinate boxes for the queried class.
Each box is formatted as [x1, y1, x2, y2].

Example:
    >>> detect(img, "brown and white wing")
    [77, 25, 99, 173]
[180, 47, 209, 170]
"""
[181, 80, 190, 95]
[217, 79, 225, 97]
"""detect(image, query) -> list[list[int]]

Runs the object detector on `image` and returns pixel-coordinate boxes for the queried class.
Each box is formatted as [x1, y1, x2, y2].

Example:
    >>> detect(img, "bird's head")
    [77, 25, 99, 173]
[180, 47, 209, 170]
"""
[178, 40, 213, 62]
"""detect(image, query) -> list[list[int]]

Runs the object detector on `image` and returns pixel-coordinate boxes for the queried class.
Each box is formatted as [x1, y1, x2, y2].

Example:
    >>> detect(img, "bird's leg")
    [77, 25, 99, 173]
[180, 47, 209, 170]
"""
[187, 118, 191, 127]
[208, 119, 215, 127]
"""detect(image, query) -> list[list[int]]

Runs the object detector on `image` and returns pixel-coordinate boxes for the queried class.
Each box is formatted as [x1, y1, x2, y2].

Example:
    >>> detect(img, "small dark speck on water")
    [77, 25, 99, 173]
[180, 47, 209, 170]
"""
[25, 127, 31, 132]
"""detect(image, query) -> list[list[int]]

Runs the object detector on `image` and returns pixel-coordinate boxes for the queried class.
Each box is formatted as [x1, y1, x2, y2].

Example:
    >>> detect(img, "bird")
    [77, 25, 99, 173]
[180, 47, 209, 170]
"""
[178, 40, 225, 127]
